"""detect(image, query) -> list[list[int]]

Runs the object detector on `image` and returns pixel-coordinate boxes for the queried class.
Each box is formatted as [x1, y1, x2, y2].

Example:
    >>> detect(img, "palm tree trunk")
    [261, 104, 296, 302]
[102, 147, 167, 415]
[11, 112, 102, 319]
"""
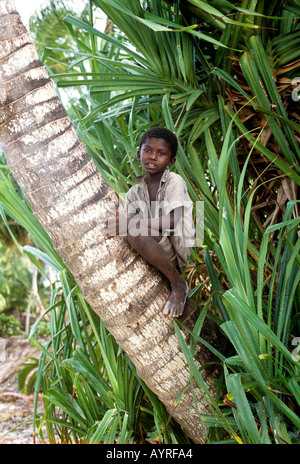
[0, 0, 223, 443]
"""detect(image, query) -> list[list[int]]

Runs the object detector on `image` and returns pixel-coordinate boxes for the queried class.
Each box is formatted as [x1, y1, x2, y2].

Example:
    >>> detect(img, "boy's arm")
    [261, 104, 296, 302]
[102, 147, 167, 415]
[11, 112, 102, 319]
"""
[104, 210, 128, 238]
[132, 207, 181, 235]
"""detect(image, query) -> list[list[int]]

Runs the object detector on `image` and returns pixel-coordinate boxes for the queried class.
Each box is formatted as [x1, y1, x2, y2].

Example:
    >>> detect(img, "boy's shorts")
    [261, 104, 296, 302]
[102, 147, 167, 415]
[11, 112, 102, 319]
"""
[159, 235, 178, 267]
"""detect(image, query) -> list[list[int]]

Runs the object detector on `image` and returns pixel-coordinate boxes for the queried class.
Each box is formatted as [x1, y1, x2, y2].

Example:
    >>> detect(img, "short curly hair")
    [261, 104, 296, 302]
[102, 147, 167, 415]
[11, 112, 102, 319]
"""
[139, 127, 178, 158]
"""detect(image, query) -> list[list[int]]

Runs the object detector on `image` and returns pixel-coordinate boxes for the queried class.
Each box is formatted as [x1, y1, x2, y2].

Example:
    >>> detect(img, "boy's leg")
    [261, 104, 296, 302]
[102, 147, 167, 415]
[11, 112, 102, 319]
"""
[127, 229, 188, 318]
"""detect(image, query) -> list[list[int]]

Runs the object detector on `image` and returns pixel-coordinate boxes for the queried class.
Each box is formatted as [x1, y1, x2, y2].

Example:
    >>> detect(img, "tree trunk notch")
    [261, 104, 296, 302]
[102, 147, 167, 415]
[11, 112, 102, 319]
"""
[0, 0, 223, 443]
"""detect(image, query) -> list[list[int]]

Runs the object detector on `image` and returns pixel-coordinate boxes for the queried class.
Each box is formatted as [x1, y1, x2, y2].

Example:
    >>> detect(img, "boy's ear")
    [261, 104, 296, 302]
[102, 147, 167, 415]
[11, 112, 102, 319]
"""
[137, 150, 141, 160]
[168, 157, 176, 167]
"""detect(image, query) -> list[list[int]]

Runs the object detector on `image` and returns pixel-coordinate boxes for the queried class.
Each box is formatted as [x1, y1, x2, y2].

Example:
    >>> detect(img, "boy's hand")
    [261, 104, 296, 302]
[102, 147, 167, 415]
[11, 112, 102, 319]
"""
[104, 208, 127, 239]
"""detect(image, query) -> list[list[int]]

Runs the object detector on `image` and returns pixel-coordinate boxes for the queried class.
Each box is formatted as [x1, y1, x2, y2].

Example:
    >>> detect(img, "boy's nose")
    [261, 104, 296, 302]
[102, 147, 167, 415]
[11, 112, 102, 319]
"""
[149, 151, 158, 160]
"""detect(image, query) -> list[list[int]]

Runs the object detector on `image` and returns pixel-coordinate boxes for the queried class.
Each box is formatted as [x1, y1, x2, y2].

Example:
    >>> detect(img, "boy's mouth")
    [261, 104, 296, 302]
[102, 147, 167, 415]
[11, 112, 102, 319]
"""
[146, 163, 157, 168]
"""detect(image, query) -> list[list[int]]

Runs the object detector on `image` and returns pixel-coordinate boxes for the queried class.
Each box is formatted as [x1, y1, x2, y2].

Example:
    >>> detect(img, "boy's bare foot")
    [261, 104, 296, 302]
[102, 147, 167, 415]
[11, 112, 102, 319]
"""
[162, 280, 188, 318]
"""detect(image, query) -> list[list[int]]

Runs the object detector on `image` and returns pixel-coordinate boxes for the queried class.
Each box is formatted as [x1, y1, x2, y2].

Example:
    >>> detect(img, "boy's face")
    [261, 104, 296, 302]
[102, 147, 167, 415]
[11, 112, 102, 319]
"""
[138, 137, 175, 177]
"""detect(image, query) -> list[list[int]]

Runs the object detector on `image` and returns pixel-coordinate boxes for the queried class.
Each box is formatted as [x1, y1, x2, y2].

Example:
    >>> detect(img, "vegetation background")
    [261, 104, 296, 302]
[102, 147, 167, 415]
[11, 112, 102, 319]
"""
[0, 0, 299, 444]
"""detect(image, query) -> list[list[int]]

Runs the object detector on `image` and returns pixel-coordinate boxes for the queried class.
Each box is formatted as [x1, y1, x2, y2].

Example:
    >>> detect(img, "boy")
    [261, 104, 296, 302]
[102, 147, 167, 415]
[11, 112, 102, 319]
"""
[104, 127, 194, 318]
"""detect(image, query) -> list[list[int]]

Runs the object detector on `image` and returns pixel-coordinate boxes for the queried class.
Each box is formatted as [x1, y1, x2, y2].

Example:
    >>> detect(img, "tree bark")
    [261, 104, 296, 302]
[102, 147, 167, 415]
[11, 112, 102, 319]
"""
[0, 0, 224, 443]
